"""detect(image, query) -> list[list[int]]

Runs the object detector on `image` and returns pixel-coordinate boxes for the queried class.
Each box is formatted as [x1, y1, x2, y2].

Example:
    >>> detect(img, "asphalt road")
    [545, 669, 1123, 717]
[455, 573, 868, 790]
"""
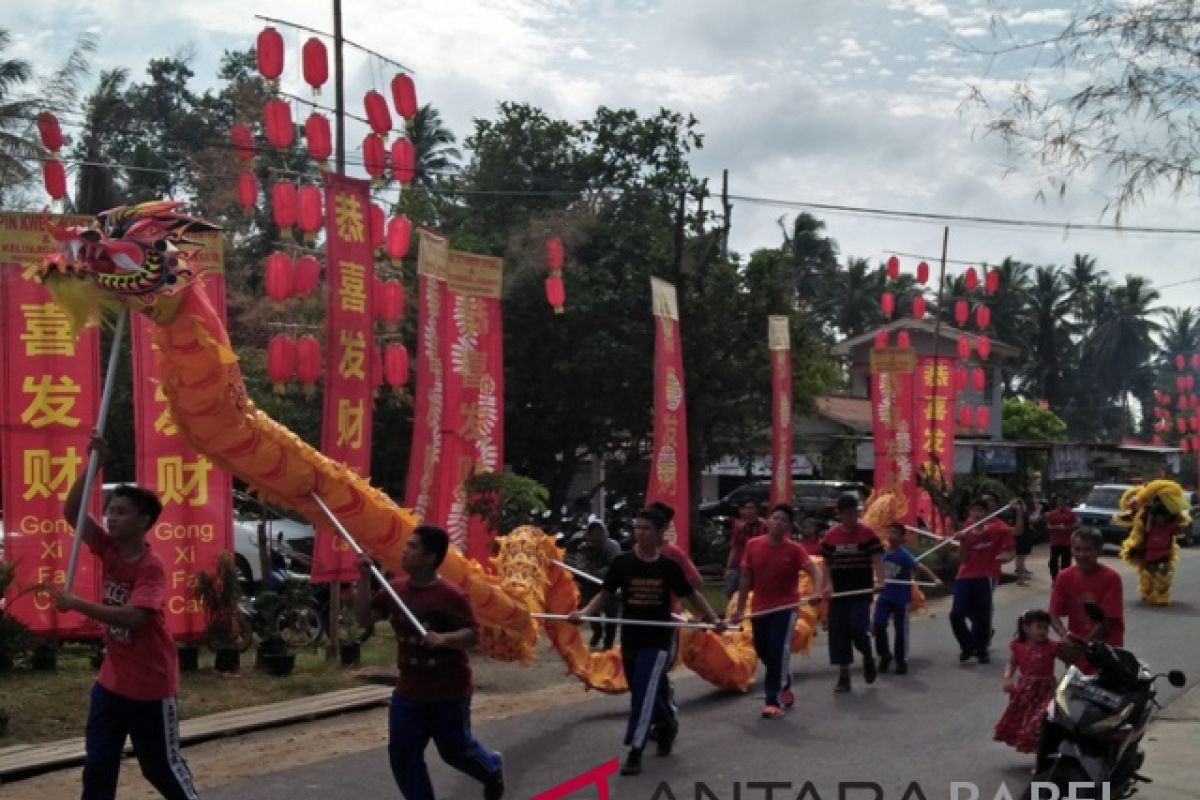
[207, 548, 1200, 800]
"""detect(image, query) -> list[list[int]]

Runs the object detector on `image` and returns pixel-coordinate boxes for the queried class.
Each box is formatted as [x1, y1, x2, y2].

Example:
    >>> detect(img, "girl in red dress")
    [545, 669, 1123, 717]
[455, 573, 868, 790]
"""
[994, 609, 1061, 754]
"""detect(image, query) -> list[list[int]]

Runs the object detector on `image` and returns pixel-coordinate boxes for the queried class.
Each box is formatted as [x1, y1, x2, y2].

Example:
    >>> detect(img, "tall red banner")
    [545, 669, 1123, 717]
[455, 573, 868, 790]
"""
[870, 347, 917, 525]
[647, 278, 690, 553]
[131, 231, 232, 640]
[311, 173, 376, 582]
[768, 316, 792, 506]
[913, 356, 956, 531]
[1, 244, 104, 637]
[406, 229, 449, 524]
[433, 250, 504, 559]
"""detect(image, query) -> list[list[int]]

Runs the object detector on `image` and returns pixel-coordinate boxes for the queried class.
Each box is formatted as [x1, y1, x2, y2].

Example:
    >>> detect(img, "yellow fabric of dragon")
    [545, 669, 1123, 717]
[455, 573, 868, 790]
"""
[1116, 480, 1189, 606]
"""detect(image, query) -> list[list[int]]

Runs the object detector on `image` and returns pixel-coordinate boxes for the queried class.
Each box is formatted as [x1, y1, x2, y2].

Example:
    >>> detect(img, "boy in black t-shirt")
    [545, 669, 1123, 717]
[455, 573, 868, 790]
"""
[571, 507, 724, 777]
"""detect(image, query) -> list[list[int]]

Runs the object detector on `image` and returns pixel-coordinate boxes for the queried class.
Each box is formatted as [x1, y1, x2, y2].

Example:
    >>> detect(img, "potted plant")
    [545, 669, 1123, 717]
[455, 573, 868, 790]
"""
[338, 601, 368, 667]
[195, 552, 251, 673]
[253, 578, 321, 677]
[0, 562, 34, 673]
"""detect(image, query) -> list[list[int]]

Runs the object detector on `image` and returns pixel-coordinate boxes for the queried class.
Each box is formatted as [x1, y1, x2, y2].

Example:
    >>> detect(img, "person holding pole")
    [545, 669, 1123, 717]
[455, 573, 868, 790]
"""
[56, 433, 203, 800]
[949, 499, 1015, 664]
[355, 525, 506, 800]
[821, 494, 885, 694]
[569, 506, 725, 777]
[727, 503, 824, 718]
[872, 523, 943, 675]
[724, 498, 766, 596]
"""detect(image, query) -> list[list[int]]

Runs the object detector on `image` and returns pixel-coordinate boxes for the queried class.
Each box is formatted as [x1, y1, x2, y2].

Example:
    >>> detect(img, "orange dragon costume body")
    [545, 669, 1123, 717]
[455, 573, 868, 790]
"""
[37, 202, 837, 693]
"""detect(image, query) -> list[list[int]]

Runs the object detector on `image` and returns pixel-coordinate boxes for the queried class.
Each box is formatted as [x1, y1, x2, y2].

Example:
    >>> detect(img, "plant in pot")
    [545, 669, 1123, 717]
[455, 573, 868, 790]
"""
[338, 600, 369, 667]
[253, 578, 321, 676]
[194, 552, 251, 673]
[0, 562, 34, 673]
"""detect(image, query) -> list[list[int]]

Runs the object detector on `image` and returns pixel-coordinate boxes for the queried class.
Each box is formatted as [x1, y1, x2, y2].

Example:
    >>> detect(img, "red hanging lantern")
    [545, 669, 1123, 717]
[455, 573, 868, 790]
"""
[305, 113, 332, 165]
[545, 274, 566, 314]
[954, 366, 968, 393]
[985, 269, 1000, 295]
[363, 90, 392, 137]
[977, 335, 992, 360]
[959, 405, 974, 429]
[874, 330, 890, 350]
[880, 291, 895, 318]
[1179, 395, 1189, 410]
[886, 255, 900, 280]
[390, 73, 418, 120]
[296, 335, 321, 395]
[1192, 353, 1200, 370]
[1190, 417, 1199, 433]
[1178, 418, 1188, 434]
[976, 405, 991, 431]
[1181, 439, 1191, 454]
[545, 238, 565, 269]
[263, 99, 294, 149]
[1176, 375, 1187, 391]
[231, 123, 255, 161]
[370, 203, 386, 251]
[237, 171, 258, 212]
[297, 184, 323, 237]
[42, 159, 66, 200]
[294, 255, 320, 297]
[36, 112, 63, 152]
[265, 252, 295, 303]
[301, 38, 329, 91]
[256, 27, 285, 80]
[916, 261, 930, 285]
[1193, 434, 1200, 451]
[384, 343, 409, 387]
[954, 299, 969, 326]
[1152, 434, 1164, 445]
[391, 138, 415, 185]
[975, 304, 991, 329]
[363, 134, 387, 180]
[271, 181, 298, 230]
[964, 267, 979, 291]
[912, 296, 927, 318]
[386, 215, 412, 261]
[378, 280, 404, 327]
[1192, 394, 1200, 408]
[267, 335, 297, 393]
[956, 335, 971, 360]
[1188, 375, 1196, 392]
[896, 330, 911, 348]
[972, 368, 986, 393]
[1175, 354, 1186, 371]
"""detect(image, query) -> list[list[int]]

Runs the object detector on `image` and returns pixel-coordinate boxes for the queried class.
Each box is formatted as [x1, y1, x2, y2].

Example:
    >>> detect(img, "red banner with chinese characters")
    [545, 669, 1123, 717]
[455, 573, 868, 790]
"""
[131, 231, 232, 640]
[647, 278, 690, 553]
[432, 249, 504, 559]
[311, 173, 375, 582]
[1, 253, 104, 637]
[405, 228, 449, 523]
[870, 346, 917, 525]
[768, 316, 792, 507]
[913, 356, 956, 532]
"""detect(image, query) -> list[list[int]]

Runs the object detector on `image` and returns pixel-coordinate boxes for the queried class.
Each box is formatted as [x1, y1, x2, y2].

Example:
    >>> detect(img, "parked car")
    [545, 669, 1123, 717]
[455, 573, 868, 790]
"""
[1073, 483, 1134, 547]
[698, 480, 867, 522]
[697, 482, 771, 521]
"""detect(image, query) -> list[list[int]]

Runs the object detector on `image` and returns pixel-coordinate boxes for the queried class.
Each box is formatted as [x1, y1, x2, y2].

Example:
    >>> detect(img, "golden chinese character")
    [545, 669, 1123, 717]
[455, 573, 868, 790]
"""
[337, 398, 365, 448]
[339, 261, 367, 313]
[457, 402, 482, 441]
[922, 363, 950, 388]
[921, 429, 947, 454]
[337, 330, 367, 379]
[334, 192, 366, 243]
[454, 296, 489, 338]
[153, 383, 178, 437]
[157, 456, 213, 507]
[20, 303, 75, 357]
[20, 375, 82, 429]
[22, 447, 83, 500]
[924, 396, 948, 422]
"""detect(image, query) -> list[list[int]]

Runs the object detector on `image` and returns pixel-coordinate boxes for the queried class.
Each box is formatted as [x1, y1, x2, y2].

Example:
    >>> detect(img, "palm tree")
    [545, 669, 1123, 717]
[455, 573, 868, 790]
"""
[1157, 307, 1200, 367]
[0, 29, 38, 199]
[73, 68, 130, 214]
[1085, 275, 1162, 420]
[825, 256, 884, 337]
[407, 103, 461, 190]
[779, 212, 839, 308]
[1022, 266, 1075, 404]
[1064, 253, 1108, 324]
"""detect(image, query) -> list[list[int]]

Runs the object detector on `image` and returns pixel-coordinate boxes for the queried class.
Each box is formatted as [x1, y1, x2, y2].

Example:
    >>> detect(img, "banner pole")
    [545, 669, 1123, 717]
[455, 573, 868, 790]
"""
[65, 308, 129, 592]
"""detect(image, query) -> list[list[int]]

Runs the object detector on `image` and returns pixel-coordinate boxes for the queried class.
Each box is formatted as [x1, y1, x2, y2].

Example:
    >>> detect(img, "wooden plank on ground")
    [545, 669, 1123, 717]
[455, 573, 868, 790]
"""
[0, 685, 391, 782]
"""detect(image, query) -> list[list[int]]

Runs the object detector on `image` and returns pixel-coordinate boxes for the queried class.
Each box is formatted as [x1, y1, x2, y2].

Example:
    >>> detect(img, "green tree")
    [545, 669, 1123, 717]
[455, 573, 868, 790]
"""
[408, 103, 461, 190]
[1022, 266, 1075, 404]
[1064, 254, 1107, 325]
[1002, 398, 1067, 441]
[0, 29, 38, 202]
[779, 212, 839, 310]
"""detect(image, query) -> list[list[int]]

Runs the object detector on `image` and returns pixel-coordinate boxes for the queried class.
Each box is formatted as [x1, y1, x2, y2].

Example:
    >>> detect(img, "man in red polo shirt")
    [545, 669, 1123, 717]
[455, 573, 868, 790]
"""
[728, 503, 824, 718]
[1050, 527, 1124, 671]
[725, 498, 767, 596]
[1045, 495, 1078, 580]
[949, 498, 1015, 664]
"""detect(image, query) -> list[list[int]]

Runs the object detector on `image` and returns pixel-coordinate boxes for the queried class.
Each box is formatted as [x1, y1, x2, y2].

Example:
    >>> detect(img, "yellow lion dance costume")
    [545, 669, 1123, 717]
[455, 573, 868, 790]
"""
[1116, 480, 1189, 606]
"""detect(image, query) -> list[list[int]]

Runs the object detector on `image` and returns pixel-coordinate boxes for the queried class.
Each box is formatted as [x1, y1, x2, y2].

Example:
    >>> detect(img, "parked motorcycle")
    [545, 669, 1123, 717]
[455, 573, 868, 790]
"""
[1023, 603, 1186, 799]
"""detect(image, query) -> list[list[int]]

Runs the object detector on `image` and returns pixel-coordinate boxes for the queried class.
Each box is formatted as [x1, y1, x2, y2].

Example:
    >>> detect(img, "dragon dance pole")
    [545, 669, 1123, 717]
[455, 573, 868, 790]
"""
[310, 491, 427, 637]
[533, 613, 720, 631]
[65, 308, 129, 592]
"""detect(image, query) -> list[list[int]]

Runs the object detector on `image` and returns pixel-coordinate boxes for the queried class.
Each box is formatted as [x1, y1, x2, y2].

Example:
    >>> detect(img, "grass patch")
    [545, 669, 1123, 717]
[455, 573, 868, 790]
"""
[0, 629, 399, 746]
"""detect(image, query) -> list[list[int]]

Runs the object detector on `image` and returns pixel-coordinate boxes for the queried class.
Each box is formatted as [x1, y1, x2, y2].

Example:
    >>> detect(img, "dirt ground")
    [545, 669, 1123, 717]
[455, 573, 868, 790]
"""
[1, 639, 597, 799]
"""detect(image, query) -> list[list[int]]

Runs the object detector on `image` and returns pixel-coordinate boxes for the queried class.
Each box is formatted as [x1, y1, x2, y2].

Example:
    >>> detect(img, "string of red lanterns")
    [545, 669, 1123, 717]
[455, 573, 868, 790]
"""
[544, 237, 565, 313]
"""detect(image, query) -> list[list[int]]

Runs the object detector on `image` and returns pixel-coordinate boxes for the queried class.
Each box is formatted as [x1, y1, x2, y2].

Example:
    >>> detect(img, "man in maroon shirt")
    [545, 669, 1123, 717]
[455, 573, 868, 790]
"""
[356, 526, 505, 800]
[57, 433, 202, 800]
[725, 498, 766, 596]
[949, 498, 1015, 664]
[1045, 495, 1078, 580]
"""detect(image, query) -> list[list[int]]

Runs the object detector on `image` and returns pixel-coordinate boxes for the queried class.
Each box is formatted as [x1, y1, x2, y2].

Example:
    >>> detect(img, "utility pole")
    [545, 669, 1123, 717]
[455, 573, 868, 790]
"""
[673, 189, 686, 289]
[721, 169, 731, 262]
[326, 0, 346, 661]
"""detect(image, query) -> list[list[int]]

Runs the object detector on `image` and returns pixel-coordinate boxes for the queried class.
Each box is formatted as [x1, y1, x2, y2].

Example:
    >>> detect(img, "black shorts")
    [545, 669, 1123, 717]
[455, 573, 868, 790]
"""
[1015, 533, 1033, 556]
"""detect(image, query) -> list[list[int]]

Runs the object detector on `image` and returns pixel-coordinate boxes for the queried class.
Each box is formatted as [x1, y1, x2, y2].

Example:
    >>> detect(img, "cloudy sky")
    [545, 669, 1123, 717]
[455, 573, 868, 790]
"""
[10, 0, 1200, 308]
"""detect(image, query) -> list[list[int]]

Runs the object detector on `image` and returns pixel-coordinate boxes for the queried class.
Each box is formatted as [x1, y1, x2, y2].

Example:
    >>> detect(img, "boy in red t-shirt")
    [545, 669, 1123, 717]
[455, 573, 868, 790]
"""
[725, 498, 766, 596]
[1045, 495, 1078, 580]
[57, 434, 202, 800]
[355, 525, 505, 800]
[728, 504, 824, 718]
[948, 499, 1015, 664]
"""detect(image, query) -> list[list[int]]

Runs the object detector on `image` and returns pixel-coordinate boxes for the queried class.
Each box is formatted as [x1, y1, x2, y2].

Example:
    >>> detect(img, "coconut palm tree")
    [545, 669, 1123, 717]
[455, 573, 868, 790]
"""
[824, 256, 885, 338]
[1157, 307, 1200, 367]
[1064, 253, 1108, 324]
[0, 29, 38, 200]
[1022, 266, 1076, 405]
[73, 68, 130, 214]
[1085, 275, 1162, 417]
[779, 211, 839, 308]
[408, 103, 461, 190]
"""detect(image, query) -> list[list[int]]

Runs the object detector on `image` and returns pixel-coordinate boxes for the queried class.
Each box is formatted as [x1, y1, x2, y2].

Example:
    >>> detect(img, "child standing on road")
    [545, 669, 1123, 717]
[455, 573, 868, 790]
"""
[872, 523, 943, 675]
[994, 609, 1061, 754]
